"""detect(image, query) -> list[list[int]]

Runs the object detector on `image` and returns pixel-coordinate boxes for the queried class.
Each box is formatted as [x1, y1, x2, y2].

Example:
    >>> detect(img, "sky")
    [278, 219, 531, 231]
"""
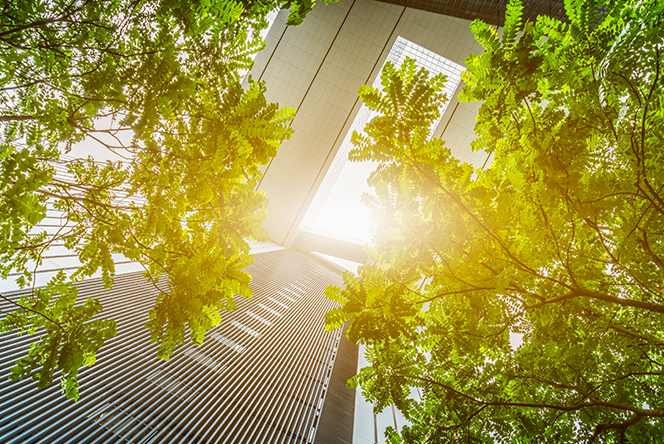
[308, 159, 378, 243]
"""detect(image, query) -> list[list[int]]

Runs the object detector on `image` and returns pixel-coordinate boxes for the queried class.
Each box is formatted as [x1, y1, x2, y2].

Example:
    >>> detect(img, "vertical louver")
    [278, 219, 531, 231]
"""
[0, 249, 344, 443]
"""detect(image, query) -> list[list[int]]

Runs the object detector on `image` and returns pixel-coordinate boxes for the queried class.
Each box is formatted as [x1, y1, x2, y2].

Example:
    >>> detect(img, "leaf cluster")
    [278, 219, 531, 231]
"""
[1, 271, 116, 400]
[326, 0, 664, 442]
[0, 0, 298, 399]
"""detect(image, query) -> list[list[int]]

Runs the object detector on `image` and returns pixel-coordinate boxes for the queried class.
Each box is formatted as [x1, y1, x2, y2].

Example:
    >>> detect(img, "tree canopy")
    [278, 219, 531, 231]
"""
[326, 0, 664, 442]
[0, 0, 335, 400]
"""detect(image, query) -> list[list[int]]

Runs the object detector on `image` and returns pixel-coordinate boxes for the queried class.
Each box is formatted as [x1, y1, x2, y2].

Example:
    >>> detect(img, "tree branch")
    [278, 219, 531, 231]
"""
[0, 293, 66, 333]
[609, 323, 664, 345]
[590, 413, 644, 443]
[526, 288, 664, 313]
[0, 115, 39, 121]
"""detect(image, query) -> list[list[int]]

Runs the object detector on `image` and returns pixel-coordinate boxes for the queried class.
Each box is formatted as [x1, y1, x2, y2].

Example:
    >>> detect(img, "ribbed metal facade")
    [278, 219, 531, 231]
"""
[374, 0, 568, 26]
[0, 249, 345, 443]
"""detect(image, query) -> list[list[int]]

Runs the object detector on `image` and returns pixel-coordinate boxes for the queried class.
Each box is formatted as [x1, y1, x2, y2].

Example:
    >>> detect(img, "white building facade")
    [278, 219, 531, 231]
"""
[249, 0, 487, 249]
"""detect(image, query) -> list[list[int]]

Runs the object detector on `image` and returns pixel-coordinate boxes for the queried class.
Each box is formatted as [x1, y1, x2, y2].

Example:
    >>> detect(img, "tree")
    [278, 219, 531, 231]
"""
[0, 0, 332, 400]
[325, 0, 664, 442]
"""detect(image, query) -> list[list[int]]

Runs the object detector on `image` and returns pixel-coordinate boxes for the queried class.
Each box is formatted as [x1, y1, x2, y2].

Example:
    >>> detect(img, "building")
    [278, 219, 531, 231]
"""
[0, 248, 357, 443]
[0, 1, 565, 442]
[250, 0, 564, 254]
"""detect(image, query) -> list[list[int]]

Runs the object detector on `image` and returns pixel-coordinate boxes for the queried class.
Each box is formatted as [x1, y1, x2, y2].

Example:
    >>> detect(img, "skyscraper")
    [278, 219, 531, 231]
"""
[0, 248, 356, 443]
[250, 0, 564, 252]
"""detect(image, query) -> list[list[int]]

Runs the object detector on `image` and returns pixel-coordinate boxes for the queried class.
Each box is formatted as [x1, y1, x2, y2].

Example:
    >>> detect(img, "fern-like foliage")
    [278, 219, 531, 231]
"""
[326, 0, 664, 442]
[502, 0, 523, 48]
[0, 0, 296, 400]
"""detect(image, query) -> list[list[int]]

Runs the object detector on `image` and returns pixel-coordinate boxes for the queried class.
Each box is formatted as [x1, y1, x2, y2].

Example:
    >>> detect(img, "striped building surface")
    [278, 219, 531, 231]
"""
[0, 249, 353, 443]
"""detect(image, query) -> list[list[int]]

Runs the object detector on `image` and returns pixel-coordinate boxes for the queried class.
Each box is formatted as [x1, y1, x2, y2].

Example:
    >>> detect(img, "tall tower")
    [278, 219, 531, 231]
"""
[0, 249, 356, 443]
